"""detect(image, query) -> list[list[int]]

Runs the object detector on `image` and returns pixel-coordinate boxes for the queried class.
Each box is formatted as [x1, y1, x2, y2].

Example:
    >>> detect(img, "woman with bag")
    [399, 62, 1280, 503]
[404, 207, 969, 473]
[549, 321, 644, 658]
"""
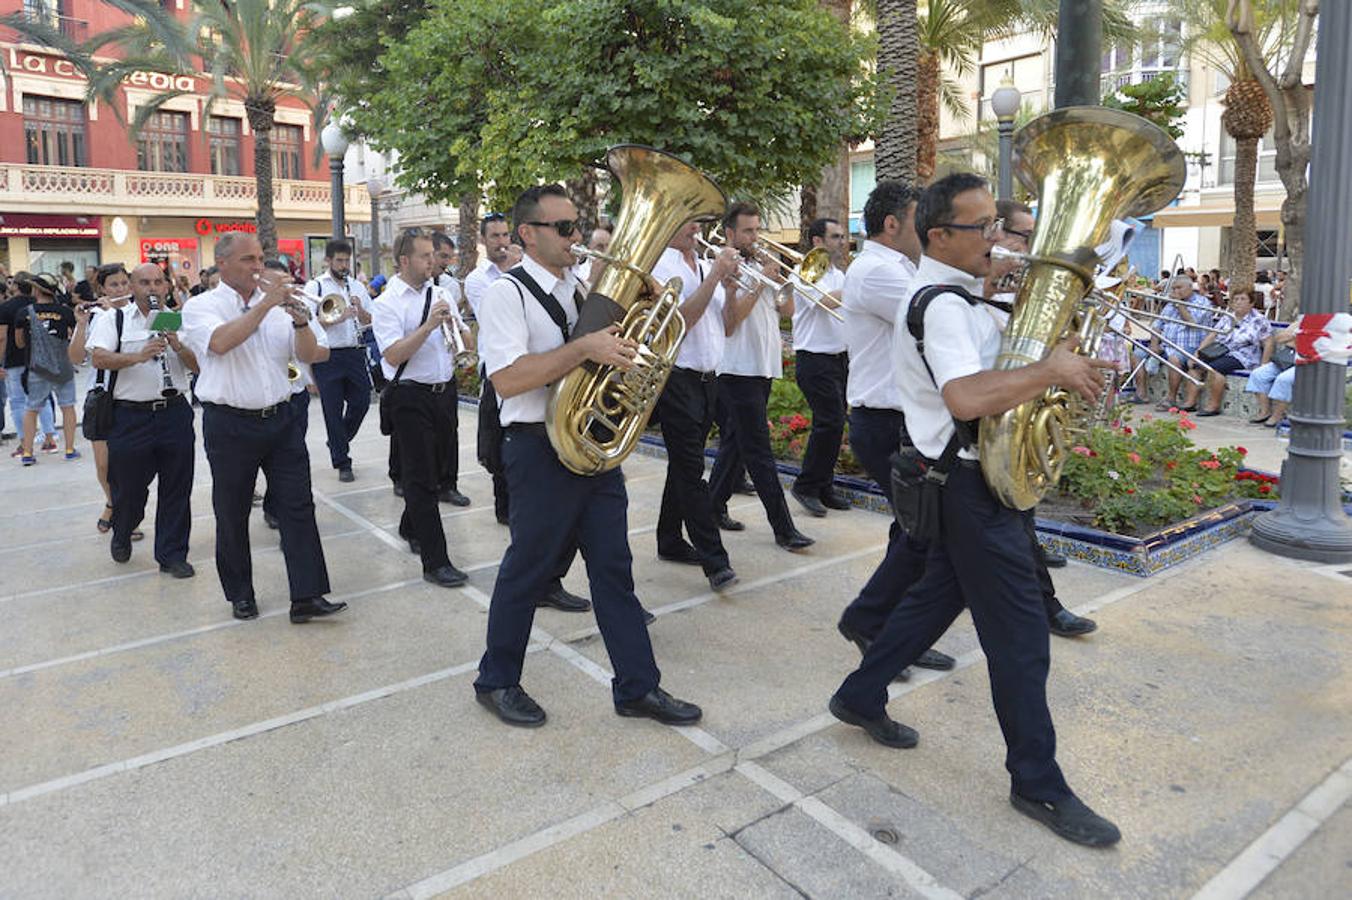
[14, 273, 79, 465]
[1244, 324, 1299, 427]
[1182, 289, 1271, 416]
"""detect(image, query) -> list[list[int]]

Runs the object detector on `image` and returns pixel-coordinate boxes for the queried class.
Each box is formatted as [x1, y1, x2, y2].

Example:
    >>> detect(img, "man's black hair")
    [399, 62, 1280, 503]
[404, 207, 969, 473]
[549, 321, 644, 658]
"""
[480, 211, 507, 238]
[914, 173, 989, 249]
[95, 264, 127, 288]
[807, 217, 840, 245]
[510, 185, 570, 242]
[862, 180, 921, 238]
[721, 200, 760, 233]
[325, 238, 353, 258]
[431, 231, 456, 251]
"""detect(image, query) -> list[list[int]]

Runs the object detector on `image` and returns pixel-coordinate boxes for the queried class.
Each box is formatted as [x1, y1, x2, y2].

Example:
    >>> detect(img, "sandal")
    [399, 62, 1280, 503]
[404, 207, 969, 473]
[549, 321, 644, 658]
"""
[1248, 414, 1271, 424]
[97, 503, 113, 534]
[1154, 400, 1172, 411]
[1195, 408, 1222, 417]
[1179, 404, 1198, 413]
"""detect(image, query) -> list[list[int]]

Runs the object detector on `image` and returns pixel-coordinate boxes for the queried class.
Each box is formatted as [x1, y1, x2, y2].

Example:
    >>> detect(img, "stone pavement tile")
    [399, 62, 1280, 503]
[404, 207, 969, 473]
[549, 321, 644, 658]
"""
[0, 652, 711, 898]
[451, 770, 794, 899]
[0, 565, 493, 791]
[1249, 797, 1352, 899]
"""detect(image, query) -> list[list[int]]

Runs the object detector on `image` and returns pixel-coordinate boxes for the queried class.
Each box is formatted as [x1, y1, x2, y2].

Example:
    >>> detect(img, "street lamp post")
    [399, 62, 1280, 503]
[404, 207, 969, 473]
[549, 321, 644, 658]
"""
[991, 77, 1022, 201]
[1054, 0, 1103, 109]
[366, 176, 384, 278]
[1250, 0, 1352, 563]
[320, 121, 350, 242]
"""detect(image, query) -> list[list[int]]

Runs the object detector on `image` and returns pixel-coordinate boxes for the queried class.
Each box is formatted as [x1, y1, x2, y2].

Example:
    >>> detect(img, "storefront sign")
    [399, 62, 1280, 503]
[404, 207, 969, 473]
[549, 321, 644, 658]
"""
[4, 49, 80, 79]
[0, 214, 101, 238]
[194, 218, 257, 236]
[125, 71, 197, 93]
[141, 238, 198, 257]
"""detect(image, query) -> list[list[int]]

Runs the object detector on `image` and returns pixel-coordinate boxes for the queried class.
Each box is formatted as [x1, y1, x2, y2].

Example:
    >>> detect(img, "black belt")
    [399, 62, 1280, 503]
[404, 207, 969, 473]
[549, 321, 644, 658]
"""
[852, 406, 902, 415]
[115, 394, 188, 412]
[391, 380, 449, 394]
[674, 366, 717, 382]
[505, 422, 547, 436]
[328, 345, 365, 352]
[202, 400, 283, 418]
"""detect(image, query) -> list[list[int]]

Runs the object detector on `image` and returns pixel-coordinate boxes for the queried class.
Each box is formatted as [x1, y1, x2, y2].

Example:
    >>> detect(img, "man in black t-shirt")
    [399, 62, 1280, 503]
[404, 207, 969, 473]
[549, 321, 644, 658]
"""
[15, 273, 79, 463]
[0, 279, 57, 456]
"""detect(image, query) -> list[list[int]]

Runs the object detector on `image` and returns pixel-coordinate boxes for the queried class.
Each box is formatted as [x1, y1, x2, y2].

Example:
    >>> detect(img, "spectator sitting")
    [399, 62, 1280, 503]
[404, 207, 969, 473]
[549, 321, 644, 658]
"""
[1183, 289, 1271, 416]
[1244, 324, 1298, 427]
[1151, 275, 1214, 410]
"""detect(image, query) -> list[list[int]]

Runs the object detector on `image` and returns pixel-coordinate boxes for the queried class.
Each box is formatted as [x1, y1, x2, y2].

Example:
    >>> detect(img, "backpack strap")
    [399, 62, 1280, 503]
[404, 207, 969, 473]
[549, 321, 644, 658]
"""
[905, 283, 986, 454]
[505, 266, 570, 343]
[102, 308, 125, 396]
[390, 286, 434, 386]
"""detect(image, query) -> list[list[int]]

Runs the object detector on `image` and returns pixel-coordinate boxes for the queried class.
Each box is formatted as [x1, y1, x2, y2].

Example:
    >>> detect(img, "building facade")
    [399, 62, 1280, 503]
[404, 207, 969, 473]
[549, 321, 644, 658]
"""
[0, 0, 368, 283]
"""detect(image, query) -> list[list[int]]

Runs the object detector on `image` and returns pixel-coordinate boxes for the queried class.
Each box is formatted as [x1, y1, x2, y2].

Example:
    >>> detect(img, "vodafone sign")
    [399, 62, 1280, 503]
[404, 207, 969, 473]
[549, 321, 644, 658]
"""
[194, 218, 257, 236]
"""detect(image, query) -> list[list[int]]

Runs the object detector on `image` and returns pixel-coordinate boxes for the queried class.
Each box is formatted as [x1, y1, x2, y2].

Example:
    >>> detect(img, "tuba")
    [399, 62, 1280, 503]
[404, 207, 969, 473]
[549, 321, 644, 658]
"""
[979, 106, 1186, 510]
[546, 145, 726, 475]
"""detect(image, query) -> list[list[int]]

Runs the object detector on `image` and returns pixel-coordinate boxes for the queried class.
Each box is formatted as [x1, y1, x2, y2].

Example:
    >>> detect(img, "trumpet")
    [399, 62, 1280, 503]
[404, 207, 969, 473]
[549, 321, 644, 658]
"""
[750, 235, 845, 322]
[287, 361, 302, 382]
[442, 318, 477, 370]
[693, 234, 794, 309]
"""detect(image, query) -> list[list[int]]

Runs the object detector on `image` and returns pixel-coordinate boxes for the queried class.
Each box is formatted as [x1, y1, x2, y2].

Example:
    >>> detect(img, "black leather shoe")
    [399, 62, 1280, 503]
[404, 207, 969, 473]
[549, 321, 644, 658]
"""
[1049, 608, 1097, 637]
[821, 491, 852, 511]
[1010, 791, 1121, 847]
[264, 512, 279, 530]
[476, 686, 546, 728]
[159, 560, 195, 579]
[424, 565, 468, 588]
[708, 567, 738, 592]
[232, 598, 259, 620]
[828, 695, 918, 749]
[792, 488, 828, 517]
[110, 539, 131, 563]
[658, 544, 702, 565]
[537, 586, 591, 612]
[776, 529, 815, 552]
[496, 513, 510, 526]
[718, 512, 745, 531]
[734, 478, 756, 496]
[914, 648, 955, 671]
[837, 621, 909, 681]
[1042, 550, 1068, 568]
[439, 488, 471, 507]
[392, 483, 404, 498]
[338, 466, 355, 483]
[289, 597, 348, 623]
[615, 687, 702, 725]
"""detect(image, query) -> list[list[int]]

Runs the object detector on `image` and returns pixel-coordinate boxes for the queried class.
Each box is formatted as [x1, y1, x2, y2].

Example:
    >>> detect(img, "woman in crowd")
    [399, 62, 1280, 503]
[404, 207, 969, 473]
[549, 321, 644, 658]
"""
[1244, 324, 1299, 427]
[1183, 289, 1271, 416]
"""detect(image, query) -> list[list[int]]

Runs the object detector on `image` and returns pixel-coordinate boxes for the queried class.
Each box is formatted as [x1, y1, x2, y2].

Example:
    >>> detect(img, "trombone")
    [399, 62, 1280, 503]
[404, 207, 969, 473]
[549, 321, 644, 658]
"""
[1123, 287, 1238, 328]
[692, 233, 794, 310]
[751, 235, 845, 322]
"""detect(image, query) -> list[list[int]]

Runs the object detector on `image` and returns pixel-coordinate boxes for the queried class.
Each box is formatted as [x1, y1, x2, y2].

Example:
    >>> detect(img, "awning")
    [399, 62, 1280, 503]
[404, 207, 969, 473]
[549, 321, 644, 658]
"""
[1151, 197, 1284, 229]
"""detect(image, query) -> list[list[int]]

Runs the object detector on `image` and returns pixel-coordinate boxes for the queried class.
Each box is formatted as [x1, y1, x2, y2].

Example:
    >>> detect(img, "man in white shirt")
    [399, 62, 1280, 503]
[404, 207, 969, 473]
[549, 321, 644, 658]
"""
[830, 174, 1121, 848]
[372, 231, 473, 588]
[473, 184, 701, 729]
[88, 263, 199, 576]
[305, 239, 372, 483]
[427, 230, 471, 507]
[464, 212, 513, 523]
[789, 217, 850, 517]
[707, 202, 813, 551]
[651, 222, 740, 591]
[181, 233, 344, 625]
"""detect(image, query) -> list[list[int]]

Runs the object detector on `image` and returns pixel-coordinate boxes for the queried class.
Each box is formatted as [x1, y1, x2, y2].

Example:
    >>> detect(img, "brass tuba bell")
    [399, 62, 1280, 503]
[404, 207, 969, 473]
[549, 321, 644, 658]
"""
[979, 106, 1186, 510]
[546, 145, 726, 475]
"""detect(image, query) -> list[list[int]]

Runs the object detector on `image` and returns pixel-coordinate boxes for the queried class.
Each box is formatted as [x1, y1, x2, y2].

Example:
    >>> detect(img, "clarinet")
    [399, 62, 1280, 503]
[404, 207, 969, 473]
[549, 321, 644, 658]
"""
[147, 294, 180, 398]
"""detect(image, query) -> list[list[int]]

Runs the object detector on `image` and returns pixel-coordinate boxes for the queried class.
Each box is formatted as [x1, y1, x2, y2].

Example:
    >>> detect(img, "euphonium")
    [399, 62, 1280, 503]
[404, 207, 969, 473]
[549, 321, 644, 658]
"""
[979, 106, 1186, 510]
[546, 145, 726, 475]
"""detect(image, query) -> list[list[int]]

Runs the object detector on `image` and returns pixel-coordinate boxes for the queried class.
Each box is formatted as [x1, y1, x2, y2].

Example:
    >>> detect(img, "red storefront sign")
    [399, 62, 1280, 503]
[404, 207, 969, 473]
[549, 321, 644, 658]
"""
[194, 218, 257, 236]
[0, 214, 101, 239]
[140, 238, 198, 258]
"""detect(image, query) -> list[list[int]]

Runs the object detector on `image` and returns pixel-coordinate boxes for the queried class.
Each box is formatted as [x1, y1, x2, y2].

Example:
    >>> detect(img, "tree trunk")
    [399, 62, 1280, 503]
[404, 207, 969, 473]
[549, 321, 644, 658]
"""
[915, 50, 941, 183]
[798, 183, 818, 250]
[244, 97, 278, 258]
[1279, 195, 1303, 320]
[566, 168, 600, 237]
[873, 0, 918, 183]
[817, 146, 850, 224]
[456, 190, 480, 278]
[1227, 135, 1259, 294]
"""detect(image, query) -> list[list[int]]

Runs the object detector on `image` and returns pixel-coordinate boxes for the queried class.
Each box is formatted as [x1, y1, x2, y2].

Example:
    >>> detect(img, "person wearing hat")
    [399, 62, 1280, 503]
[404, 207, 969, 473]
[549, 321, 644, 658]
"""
[15, 273, 79, 465]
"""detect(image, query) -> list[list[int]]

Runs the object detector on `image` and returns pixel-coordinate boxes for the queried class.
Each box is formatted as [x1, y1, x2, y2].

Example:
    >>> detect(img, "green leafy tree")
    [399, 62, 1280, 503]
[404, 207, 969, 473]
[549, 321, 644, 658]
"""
[1102, 72, 1188, 139]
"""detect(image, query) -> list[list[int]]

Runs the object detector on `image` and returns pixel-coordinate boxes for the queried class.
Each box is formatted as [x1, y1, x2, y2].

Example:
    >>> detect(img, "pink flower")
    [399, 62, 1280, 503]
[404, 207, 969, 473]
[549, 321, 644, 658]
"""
[1199, 459, 1221, 470]
[1192, 494, 1204, 505]
[1126, 488, 1135, 494]
[1127, 452, 1142, 464]
[1165, 461, 1177, 470]
[1110, 419, 1121, 429]
[1122, 426, 1133, 435]
[1179, 419, 1197, 431]
[1142, 414, 1154, 421]
[1072, 446, 1092, 457]
[1168, 406, 1180, 414]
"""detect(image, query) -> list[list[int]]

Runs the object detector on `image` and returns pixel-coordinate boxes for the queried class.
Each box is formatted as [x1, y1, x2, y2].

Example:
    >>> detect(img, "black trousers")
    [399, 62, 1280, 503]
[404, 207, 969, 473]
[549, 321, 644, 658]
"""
[793, 350, 849, 497]
[711, 382, 745, 488]
[834, 463, 1071, 803]
[709, 374, 795, 537]
[475, 426, 659, 702]
[312, 346, 371, 469]
[107, 397, 195, 565]
[655, 368, 730, 575]
[388, 384, 454, 571]
[389, 379, 457, 491]
[203, 401, 330, 604]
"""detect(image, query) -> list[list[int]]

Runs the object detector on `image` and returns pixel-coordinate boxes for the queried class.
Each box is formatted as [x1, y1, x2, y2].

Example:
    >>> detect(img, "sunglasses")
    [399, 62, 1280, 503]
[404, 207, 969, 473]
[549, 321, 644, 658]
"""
[526, 219, 580, 238]
[482, 212, 506, 222]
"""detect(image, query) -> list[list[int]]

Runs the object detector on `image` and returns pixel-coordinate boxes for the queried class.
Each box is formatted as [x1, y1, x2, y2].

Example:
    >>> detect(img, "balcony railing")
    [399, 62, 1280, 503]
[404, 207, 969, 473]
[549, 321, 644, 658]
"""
[1101, 67, 1189, 96]
[0, 163, 370, 220]
[19, 9, 88, 42]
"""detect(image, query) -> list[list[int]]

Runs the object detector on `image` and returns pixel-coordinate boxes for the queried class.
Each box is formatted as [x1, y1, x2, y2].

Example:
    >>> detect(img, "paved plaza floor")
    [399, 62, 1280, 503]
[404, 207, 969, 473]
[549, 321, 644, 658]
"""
[0, 401, 1349, 898]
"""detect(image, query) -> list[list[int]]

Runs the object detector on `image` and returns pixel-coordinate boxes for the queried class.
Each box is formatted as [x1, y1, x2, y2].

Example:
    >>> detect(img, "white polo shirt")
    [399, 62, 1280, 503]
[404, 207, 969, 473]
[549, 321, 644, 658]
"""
[87, 301, 193, 401]
[717, 265, 782, 379]
[790, 264, 847, 354]
[843, 240, 917, 410]
[463, 261, 505, 319]
[304, 270, 370, 349]
[892, 256, 1000, 460]
[651, 247, 725, 373]
[182, 281, 304, 409]
[371, 274, 462, 384]
[478, 254, 581, 426]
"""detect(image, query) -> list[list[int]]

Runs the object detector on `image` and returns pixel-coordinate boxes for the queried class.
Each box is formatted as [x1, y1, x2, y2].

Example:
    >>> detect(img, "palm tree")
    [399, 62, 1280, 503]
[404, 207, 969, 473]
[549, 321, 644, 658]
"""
[873, 0, 920, 183]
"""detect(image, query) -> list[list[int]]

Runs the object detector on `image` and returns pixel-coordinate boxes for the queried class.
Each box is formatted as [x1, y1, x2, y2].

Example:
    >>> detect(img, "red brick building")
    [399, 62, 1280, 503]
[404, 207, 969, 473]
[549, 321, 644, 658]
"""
[0, 0, 367, 283]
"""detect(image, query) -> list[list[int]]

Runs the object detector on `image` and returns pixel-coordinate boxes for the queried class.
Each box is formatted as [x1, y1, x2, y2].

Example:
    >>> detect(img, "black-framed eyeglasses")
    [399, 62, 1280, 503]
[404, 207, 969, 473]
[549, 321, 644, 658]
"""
[943, 217, 1004, 240]
[526, 219, 580, 238]
[1003, 226, 1031, 241]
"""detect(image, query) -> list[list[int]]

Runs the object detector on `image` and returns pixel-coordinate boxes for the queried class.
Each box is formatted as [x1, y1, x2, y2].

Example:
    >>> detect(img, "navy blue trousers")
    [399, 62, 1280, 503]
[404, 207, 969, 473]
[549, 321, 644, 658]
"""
[793, 350, 848, 497]
[263, 390, 311, 522]
[655, 367, 730, 575]
[834, 463, 1071, 802]
[204, 400, 330, 605]
[312, 347, 371, 469]
[107, 397, 195, 564]
[475, 427, 659, 702]
[709, 374, 795, 537]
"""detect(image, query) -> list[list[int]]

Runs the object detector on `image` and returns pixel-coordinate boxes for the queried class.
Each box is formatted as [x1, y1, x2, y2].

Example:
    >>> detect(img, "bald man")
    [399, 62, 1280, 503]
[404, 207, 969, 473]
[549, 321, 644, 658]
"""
[88, 263, 200, 574]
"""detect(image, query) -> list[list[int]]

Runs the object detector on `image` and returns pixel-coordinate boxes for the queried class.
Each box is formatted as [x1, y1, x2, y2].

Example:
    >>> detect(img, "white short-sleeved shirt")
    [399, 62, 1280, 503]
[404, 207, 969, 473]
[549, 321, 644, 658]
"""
[288, 296, 330, 394]
[371, 274, 463, 384]
[791, 264, 847, 354]
[843, 240, 917, 410]
[181, 281, 307, 409]
[478, 255, 582, 426]
[651, 247, 725, 373]
[891, 256, 1000, 460]
[717, 264, 782, 379]
[305, 270, 371, 349]
[463, 261, 505, 319]
[87, 301, 193, 401]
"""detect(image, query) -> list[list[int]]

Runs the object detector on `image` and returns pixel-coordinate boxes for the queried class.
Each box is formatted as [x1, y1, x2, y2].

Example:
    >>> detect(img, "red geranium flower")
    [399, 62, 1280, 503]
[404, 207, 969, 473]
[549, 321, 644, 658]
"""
[1236, 446, 1248, 456]
[1259, 484, 1272, 494]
